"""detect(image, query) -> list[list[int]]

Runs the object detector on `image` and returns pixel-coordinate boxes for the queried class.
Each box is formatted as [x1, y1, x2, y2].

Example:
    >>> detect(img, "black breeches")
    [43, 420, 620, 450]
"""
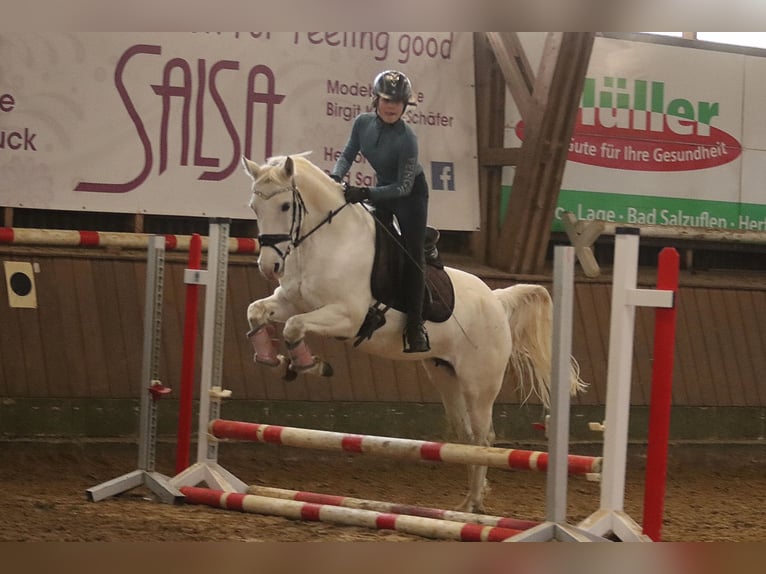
[373, 173, 429, 321]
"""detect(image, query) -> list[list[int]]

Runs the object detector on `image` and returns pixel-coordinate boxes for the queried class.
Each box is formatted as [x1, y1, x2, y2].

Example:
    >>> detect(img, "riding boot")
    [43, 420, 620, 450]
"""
[404, 317, 430, 353]
[402, 252, 430, 353]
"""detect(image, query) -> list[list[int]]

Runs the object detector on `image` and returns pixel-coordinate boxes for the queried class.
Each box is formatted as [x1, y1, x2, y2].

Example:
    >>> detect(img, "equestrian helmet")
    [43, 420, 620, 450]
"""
[373, 70, 413, 104]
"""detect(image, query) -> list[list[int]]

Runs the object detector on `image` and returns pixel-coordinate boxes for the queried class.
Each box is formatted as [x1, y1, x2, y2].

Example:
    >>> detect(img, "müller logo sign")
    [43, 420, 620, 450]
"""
[515, 76, 743, 171]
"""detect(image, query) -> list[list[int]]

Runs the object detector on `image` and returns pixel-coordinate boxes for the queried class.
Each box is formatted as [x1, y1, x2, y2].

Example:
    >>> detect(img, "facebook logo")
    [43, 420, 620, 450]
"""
[431, 162, 455, 191]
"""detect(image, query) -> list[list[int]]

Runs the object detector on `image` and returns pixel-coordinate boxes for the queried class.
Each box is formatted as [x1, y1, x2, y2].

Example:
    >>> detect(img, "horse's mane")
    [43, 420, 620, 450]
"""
[266, 150, 311, 164]
[262, 152, 339, 200]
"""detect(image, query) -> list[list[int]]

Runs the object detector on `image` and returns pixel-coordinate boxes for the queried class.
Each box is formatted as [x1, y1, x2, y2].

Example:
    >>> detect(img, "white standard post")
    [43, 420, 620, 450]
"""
[508, 246, 605, 542]
[196, 220, 228, 464]
[137, 235, 166, 472]
[86, 236, 183, 504]
[579, 228, 643, 540]
[601, 230, 640, 513]
[547, 245, 575, 523]
[578, 227, 673, 541]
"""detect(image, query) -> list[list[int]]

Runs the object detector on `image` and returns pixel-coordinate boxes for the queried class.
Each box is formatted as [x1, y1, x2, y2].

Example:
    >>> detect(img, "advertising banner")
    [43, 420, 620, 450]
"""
[508, 35, 766, 232]
[0, 32, 480, 230]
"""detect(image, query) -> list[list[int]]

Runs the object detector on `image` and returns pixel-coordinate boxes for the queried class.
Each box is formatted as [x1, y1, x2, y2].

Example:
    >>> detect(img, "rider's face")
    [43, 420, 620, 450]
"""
[377, 97, 405, 124]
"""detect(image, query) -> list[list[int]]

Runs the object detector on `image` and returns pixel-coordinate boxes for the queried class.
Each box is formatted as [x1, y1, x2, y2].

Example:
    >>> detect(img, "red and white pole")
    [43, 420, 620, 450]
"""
[642, 247, 680, 541]
[246, 484, 540, 531]
[175, 233, 202, 473]
[0, 226, 258, 253]
[181, 486, 524, 541]
[209, 419, 602, 475]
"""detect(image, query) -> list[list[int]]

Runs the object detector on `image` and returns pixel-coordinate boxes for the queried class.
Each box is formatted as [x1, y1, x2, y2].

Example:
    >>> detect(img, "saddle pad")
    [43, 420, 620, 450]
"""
[370, 220, 454, 323]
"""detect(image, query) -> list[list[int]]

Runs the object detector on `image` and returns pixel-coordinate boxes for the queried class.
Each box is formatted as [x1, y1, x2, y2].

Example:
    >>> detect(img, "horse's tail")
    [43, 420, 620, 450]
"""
[492, 284, 586, 409]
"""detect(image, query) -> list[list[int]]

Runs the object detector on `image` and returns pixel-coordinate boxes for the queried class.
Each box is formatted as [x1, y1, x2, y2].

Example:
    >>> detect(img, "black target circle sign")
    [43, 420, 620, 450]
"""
[10, 271, 33, 296]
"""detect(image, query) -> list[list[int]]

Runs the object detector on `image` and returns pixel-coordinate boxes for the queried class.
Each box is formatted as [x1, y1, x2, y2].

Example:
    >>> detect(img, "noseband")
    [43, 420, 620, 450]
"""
[254, 178, 350, 264]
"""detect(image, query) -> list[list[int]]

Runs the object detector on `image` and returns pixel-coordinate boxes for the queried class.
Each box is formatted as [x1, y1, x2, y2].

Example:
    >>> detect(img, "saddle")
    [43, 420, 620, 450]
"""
[354, 219, 455, 346]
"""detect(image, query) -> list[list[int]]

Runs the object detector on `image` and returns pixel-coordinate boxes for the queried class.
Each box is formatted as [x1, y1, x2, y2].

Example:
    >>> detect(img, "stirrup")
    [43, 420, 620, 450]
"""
[403, 323, 430, 353]
[354, 302, 389, 347]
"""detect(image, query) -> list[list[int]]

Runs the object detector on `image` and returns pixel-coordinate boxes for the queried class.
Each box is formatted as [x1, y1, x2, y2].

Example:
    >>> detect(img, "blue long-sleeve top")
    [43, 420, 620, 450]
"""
[331, 112, 424, 201]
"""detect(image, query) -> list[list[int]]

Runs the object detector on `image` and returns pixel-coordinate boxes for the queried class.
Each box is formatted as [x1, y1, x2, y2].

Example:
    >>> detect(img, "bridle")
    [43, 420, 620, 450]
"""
[253, 178, 351, 264]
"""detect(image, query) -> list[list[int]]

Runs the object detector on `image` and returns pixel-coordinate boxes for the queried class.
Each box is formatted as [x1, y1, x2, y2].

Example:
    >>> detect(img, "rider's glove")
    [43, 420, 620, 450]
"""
[344, 185, 371, 204]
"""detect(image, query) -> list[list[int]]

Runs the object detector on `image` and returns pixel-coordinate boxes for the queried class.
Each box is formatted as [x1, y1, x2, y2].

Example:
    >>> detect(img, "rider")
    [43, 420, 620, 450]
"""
[330, 70, 430, 353]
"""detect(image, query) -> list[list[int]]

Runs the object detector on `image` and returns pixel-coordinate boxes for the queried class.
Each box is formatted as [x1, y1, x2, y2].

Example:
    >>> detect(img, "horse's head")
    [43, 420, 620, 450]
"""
[242, 154, 344, 282]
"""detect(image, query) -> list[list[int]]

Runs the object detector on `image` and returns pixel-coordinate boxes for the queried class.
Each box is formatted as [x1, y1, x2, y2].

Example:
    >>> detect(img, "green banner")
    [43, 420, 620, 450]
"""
[501, 186, 766, 233]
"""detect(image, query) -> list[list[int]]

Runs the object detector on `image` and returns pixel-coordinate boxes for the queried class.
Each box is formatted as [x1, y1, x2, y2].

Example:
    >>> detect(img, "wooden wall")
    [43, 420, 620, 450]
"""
[1, 246, 764, 411]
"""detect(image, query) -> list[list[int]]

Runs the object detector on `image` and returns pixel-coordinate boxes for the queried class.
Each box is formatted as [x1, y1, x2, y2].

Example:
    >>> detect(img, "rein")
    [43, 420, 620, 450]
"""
[293, 201, 350, 248]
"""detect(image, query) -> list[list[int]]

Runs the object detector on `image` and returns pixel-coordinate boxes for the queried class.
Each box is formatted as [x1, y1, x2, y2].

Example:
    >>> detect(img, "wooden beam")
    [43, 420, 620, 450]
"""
[490, 32, 560, 271]
[485, 32, 535, 121]
[132, 213, 144, 234]
[528, 32, 595, 273]
[479, 147, 521, 167]
[525, 33, 591, 273]
[492, 32, 595, 273]
[472, 33, 507, 264]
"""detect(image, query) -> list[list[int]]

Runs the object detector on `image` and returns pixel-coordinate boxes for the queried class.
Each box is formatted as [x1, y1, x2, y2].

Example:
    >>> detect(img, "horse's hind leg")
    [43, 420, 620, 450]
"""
[460, 391, 497, 513]
[423, 362, 496, 514]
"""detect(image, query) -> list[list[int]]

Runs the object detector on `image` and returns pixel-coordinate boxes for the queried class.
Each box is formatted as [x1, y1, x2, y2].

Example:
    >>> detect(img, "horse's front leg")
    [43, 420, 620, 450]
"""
[246, 290, 297, 369]
[281, 303, 360, 378]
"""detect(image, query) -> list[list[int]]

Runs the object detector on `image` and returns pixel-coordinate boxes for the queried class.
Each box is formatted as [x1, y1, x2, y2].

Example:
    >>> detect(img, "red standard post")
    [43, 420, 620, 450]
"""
[175, 233, 202, 474]
[642, 247, 680, 541]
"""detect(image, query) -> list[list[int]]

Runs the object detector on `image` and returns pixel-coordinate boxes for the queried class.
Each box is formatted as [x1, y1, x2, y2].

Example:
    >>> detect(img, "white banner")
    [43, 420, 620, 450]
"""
[0, 32, 479, 230]
[508, 34, 766, 232]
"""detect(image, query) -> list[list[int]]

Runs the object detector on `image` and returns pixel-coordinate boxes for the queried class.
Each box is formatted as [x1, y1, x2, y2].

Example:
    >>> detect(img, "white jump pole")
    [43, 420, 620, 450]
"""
[577, 227, 675, 541]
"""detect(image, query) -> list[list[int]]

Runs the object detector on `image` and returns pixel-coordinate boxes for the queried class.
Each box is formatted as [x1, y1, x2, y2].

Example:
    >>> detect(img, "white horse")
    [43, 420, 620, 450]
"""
[241, 153, 584, 513]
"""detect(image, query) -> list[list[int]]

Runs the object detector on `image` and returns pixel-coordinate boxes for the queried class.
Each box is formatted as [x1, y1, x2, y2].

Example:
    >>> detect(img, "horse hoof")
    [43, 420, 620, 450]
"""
[455, 496, 484, 514]
[288, 356, 333, 378]
[283, 367, 298, 382]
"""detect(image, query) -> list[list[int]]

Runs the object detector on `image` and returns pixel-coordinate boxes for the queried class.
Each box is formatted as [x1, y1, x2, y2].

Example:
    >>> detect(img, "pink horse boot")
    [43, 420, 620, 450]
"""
[285, 338, 334, 378]
[246, 324, 284, 367]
